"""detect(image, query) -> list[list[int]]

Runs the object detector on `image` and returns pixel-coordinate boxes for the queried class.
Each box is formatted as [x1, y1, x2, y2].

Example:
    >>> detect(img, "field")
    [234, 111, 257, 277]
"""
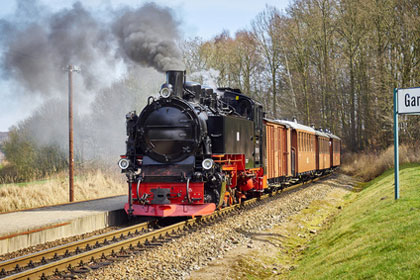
[0, 169, 126, 212]
[289, 163, 420, 279]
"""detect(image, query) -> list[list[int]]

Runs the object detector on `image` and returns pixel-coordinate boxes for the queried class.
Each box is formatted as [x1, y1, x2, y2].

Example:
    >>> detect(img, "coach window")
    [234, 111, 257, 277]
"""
[303, 134, 305, 151]
[308, 134, 312, 152]
[308, 135, 310, 151]
[301, 133, 303, 151]
[306, 134, 308, 151]
[302, 133, 304, 151]
[303, 133, 305, 151]
[307, 135, 309, 152]
[313, 137, 315, 152]
[299, 133, 301, 151]
[310, 136, 312, 152]
[309, 135, 311, 151]
[311, 135, 313, 152]
[299, 132, 302, 151]
[309, 135, 313, 152]
[308, 135, 309, 151]
[319, 138, 322, 153]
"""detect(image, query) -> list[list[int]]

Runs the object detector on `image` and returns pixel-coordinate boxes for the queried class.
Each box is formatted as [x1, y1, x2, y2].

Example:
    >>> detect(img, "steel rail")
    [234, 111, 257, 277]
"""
[1, 174, 330, 280]
[0, 220, 154, 278]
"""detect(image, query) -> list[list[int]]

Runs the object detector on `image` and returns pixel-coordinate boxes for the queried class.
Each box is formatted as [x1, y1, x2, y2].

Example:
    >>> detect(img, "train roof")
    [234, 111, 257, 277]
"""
[326, 133, 341, 140]
[265, 118, 341, 140]
[315, 130, 330, 138]
[270, 119, 316, 133]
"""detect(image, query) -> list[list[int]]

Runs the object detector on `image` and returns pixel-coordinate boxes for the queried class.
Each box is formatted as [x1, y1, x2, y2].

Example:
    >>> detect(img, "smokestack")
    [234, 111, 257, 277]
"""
[166, 70, 185, 98]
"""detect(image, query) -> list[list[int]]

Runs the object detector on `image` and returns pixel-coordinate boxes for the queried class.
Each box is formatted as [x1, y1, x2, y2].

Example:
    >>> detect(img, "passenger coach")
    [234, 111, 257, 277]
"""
[264, 119, 340, 187]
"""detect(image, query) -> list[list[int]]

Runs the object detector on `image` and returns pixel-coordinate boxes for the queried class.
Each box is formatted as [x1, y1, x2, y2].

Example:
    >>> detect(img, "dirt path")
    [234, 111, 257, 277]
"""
[189, 174, 360, 280]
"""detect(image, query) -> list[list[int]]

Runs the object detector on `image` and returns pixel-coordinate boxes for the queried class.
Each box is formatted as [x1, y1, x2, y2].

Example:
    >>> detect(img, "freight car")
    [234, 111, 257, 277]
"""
[118, 70, 340, 217]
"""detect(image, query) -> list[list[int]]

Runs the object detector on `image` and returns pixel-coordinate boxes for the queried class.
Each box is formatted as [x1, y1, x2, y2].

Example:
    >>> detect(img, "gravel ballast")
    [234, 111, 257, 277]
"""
[83, 173, 359, 280]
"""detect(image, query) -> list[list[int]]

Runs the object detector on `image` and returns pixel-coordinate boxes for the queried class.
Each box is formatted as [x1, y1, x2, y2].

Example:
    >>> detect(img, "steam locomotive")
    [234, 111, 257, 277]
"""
[118, 70, 340, 217]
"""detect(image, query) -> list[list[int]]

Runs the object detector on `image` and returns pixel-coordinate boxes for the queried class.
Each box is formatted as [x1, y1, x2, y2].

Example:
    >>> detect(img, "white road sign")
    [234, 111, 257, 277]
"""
[398, 87, 420, 114]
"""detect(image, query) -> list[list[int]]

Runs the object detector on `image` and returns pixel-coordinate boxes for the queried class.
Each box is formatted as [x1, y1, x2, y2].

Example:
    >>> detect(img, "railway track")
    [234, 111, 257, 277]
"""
[0, 174, 329, 280]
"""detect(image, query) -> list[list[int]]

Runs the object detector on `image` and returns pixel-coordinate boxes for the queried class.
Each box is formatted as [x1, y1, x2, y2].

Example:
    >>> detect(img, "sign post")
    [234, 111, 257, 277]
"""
[394, 88, 399, 200]
[394, 87, 420, 200]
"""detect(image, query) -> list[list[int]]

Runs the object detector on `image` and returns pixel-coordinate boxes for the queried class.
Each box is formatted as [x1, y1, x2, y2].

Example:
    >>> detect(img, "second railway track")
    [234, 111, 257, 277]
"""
[0, 174, 329, 280]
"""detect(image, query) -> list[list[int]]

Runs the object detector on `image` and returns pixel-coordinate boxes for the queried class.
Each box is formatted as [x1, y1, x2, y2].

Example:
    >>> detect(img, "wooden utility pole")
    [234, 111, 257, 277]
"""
[66, 65, 80, 202]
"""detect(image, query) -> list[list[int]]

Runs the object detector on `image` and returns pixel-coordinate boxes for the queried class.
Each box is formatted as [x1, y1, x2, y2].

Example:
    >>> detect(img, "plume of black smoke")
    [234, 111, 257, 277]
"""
[0, 0, 183, 162]
[113, 3, 184, 72]
[2, 2, 119, 98]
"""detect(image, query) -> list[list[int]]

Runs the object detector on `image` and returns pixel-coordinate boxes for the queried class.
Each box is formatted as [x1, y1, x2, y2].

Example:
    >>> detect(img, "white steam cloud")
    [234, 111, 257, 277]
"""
[0, 0, 185, 161]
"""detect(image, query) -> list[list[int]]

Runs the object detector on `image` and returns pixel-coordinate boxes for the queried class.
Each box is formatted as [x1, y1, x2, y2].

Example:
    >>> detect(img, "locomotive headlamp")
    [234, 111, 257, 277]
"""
[159, 83, 173, 98]
[118, 158, 130, 170]
[202, 158, 214, 170]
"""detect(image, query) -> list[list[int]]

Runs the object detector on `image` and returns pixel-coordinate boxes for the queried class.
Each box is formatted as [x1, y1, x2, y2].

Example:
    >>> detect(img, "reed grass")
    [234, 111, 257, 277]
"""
[0, 169, 126, 213]
[341, 144, 420, 181]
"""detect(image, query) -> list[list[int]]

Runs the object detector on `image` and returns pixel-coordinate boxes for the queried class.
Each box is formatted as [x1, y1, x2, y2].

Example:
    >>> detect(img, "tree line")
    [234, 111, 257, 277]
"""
[182, 0, 420, 152]
[2, 0, 420, 183]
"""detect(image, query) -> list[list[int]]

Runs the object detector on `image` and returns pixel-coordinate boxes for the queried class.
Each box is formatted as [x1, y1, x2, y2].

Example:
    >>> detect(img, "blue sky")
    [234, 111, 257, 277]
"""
[0, 0, 290, 131]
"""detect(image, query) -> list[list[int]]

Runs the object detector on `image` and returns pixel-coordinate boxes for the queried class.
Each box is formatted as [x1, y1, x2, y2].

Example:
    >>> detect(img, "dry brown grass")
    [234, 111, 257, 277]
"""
[341, 144, 420, 181]
[0, 169, 126, 213]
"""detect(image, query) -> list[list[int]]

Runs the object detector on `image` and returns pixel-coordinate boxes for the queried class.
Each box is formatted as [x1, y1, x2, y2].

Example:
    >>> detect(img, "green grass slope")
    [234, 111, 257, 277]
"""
[290, 163, 420, 279]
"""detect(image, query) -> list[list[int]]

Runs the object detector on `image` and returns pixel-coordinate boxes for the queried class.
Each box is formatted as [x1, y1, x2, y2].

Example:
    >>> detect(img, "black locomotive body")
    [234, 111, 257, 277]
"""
[120, 71, 265, 217]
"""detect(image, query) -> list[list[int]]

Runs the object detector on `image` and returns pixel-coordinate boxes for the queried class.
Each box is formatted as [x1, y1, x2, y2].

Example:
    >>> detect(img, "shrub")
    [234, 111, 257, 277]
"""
[0, 128, 67, 183]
